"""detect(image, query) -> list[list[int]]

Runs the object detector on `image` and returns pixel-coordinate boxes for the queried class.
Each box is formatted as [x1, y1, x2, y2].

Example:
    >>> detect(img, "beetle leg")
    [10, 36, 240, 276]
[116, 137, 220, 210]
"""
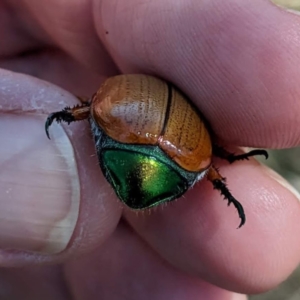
[213, 145, 268, 164]
[76, 96, 90, 104]
[45, 103, 90, 139]
[207, 165, 245, 228]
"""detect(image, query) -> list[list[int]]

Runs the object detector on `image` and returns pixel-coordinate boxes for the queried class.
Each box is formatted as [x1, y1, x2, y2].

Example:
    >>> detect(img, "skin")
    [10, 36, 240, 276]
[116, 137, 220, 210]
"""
[0, 0, 300, 299]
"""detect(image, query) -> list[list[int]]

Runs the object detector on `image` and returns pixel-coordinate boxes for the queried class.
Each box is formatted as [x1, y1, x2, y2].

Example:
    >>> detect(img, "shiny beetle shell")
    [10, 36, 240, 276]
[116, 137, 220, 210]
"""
[45, 74, 269, 227]
[91, 75, 212, 173]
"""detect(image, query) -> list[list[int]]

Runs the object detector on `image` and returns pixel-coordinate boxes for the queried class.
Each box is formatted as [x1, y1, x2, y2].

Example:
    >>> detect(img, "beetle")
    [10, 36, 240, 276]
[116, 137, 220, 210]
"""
[45, 74, 268, 228]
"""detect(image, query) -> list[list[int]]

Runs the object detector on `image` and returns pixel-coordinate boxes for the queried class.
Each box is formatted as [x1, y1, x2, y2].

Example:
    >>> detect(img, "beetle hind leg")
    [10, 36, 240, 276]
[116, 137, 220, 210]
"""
[213, 145, 268, 164]
[207, 166, 245, 228]
[45, 103, 90, 139]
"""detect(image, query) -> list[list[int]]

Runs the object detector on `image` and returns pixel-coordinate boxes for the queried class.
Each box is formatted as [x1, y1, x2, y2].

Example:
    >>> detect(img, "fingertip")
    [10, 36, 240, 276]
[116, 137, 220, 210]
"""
[97, 0, 300, 148]
[125, 159, 300, 293]
[0, 69, 121, 265]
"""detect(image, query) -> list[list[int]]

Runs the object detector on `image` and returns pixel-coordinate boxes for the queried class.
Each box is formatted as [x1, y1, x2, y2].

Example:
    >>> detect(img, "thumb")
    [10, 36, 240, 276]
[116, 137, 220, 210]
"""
[0, 69, 121, 266]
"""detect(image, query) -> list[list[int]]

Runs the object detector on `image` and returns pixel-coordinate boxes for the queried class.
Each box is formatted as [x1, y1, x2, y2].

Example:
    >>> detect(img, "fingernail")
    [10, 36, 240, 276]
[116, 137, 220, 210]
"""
[231, 293, 247, 300]
[270, 0, 300, 14]
[0, 113, 80, 254]
[263, 164, 300, 201]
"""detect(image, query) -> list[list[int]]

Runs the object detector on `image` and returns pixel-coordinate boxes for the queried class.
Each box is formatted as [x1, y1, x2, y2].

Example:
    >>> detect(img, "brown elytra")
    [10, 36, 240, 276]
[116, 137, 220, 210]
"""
[91, 74, 212, 172]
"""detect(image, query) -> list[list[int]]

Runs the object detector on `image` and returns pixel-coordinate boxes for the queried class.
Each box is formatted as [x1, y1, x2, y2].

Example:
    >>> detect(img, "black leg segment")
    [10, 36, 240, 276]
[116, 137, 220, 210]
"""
[45, 108, 75, 139]
[212, 179, 245, 228]
[213, 145, 268, 164]
[45, 104, 90, 139]
[207, 165, 246, 228]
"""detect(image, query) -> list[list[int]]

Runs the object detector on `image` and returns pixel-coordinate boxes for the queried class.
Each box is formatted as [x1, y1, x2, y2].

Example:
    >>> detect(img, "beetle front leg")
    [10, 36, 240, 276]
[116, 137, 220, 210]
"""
[207, 165, 245, 228]
[213, 145, 268, 164]
[45, 103, 90, 139]
[76, 96, 91, 104]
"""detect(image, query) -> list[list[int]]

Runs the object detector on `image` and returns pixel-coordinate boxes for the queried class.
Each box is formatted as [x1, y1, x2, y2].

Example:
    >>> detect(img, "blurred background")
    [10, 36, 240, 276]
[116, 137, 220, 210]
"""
[272, 0, 300, 10]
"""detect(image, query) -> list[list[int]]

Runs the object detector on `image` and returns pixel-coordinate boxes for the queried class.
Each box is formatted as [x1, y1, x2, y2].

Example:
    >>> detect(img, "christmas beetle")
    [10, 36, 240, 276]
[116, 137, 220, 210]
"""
[45, 74, 268, 228]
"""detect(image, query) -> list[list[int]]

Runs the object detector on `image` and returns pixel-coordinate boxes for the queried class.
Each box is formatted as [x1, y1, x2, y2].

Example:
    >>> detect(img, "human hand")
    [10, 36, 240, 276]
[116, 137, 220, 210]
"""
[1, 1, 300, 299]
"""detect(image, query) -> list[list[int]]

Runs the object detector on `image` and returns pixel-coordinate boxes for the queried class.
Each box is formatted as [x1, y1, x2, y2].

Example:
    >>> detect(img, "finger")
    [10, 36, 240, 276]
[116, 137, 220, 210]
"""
[0, 265, 69, 299]
[125, 158, 300, 294]
[13, 0, 116, 73]
[95, 0, 300, 148]
[65, 221, 246, 300]
[0, 49, 107, 96]
[0, 1, 119, 94]
[0, 0, 46, 57]
[0, 68, 121, 266]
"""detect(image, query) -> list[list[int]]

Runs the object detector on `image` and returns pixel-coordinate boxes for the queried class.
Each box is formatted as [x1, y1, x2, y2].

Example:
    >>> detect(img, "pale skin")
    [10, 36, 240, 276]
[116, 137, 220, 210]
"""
[1, 0, 300, 299]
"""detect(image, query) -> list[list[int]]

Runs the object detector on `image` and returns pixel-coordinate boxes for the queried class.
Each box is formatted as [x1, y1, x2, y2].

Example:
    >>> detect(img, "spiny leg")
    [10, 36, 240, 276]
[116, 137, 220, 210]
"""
[213, 145, 268, 164]
[45, 103, 90, 139]
[207, 165, 245, 228]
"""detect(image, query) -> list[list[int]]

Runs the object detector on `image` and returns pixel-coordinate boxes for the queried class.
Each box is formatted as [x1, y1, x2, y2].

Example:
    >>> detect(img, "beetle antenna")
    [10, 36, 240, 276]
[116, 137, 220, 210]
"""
[45, 103, 90, 139]
[207, 165, 245, 228]
[213, 145, 268, 163]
